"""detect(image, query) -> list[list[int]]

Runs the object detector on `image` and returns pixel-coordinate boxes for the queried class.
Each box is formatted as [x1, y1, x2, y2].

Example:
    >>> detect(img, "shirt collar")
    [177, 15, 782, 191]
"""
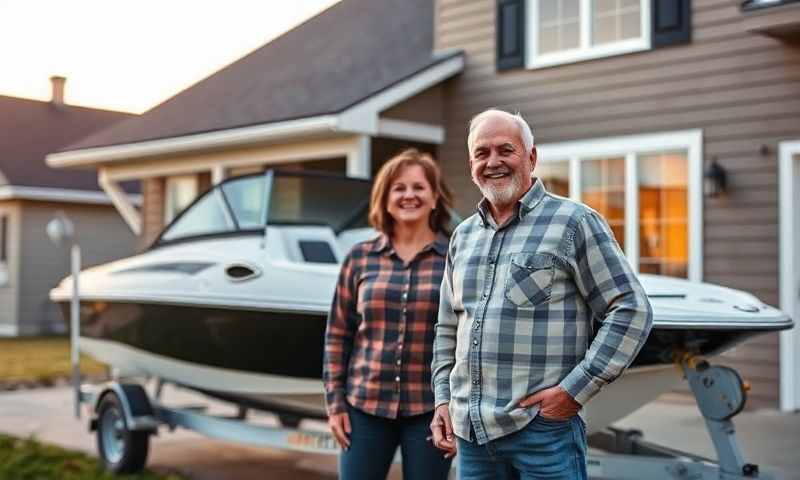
[476, 178, 547, 227]
[371, 232, 448, 257]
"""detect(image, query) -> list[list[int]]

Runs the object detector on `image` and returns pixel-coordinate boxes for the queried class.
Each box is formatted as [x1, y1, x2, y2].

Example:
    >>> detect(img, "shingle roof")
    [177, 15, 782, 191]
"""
[0, 95, 135, 191]
[64, 0, 441, 152]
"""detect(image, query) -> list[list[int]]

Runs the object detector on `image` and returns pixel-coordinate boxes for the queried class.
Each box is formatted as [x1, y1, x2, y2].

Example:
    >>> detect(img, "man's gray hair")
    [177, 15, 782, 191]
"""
[467, 109, 535, 154]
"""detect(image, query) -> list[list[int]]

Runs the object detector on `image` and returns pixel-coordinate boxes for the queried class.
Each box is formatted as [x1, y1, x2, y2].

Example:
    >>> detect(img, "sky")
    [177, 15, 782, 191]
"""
[0, 0, 340, 113]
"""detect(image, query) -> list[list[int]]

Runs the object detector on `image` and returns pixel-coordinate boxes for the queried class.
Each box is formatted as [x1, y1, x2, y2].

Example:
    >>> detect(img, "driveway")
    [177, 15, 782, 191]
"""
[0, 384, 797, 479]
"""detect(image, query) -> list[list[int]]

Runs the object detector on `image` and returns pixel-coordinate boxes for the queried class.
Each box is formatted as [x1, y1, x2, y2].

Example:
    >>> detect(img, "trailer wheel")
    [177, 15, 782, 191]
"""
[96, 392, 150, 473]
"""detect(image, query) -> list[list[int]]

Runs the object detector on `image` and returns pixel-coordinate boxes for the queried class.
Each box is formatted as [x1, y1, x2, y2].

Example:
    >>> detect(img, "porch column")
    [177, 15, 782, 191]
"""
[346, 135, 371, 179]
[211, 165, 227, 185]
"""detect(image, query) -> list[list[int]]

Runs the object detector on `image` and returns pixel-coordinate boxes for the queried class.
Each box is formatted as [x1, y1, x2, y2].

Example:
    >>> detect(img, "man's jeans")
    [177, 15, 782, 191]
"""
[457, 415, 588, 480]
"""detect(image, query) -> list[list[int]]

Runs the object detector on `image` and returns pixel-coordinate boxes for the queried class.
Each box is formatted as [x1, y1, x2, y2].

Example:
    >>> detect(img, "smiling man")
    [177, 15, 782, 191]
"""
[429, 109, 653, 479]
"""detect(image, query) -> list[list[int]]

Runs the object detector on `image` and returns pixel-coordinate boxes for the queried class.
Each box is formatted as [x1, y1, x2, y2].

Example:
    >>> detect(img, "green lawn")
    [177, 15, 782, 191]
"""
[0, 433, 184, 480]
[0, 336, 108, 384]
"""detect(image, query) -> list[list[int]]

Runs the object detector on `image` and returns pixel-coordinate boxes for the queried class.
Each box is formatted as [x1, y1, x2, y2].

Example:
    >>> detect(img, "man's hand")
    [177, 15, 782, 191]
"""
[518, 385, 581, 420]
[429, 404, 457, 458]
[328, 412, 351, 450]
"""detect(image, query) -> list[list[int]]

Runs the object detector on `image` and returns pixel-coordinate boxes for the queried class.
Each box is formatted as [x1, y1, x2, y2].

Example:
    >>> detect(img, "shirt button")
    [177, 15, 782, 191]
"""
[396, 359, 401, 366]
[395, 376, 400, 382]
[472, 379, 479, 385]
[399, 343, 403, 350]
[482, 292, 488, 299]
[472, 339, 478, 346]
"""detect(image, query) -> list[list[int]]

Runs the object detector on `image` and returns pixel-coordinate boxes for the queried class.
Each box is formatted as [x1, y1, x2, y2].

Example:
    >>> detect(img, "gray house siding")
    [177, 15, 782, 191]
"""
[434, 0, 800, 408]
[17, 201, 136, 334]
[0, 201, 21, 335]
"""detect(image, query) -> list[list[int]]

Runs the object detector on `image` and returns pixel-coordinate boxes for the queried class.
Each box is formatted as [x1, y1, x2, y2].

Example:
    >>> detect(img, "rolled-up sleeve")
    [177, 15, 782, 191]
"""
[431, 245, 458, 407]
[559, 211, 653, 405]
[323, 252, 358, 415]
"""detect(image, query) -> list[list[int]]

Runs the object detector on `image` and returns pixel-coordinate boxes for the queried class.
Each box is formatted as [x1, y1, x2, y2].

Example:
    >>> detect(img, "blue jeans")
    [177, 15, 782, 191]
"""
[457, 415, 587, 480]
[339, 405, 452, 480]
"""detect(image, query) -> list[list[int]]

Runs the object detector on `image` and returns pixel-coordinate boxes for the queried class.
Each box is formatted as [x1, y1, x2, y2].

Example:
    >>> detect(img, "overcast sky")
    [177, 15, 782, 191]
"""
[0, 0, 339, 113]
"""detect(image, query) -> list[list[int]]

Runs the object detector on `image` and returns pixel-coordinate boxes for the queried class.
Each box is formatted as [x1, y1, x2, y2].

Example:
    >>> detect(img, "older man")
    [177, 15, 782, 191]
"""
[429, 109, 653, 479]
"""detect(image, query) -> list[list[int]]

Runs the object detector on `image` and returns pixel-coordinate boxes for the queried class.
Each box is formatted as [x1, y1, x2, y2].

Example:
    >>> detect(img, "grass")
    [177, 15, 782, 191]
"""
[0, 336, 108, 384]
[0, 433, 184, 480]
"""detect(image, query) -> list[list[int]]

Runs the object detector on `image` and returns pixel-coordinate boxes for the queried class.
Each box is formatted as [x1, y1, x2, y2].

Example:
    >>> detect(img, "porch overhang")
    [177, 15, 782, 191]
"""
[46, 54, 464, 171]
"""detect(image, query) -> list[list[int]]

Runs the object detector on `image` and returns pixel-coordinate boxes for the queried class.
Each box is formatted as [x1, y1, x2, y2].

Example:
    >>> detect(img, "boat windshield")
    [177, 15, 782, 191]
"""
[157, 171, 372, 244]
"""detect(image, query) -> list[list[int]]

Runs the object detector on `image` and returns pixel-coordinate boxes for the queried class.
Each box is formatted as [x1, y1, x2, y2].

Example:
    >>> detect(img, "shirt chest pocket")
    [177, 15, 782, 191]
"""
[504, 253, 555, 308]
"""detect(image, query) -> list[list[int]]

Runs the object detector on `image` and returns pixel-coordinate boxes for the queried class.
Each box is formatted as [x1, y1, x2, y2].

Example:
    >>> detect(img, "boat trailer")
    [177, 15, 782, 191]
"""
[77, 355, 780, 479]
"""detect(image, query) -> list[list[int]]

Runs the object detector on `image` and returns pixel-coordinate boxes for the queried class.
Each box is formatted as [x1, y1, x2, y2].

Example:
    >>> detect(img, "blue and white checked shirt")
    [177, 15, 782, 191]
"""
[431, 179, 653, 444]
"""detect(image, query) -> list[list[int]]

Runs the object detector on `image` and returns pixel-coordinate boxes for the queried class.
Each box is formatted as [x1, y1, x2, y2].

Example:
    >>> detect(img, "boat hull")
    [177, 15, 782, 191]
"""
[59, 298, 782, 434]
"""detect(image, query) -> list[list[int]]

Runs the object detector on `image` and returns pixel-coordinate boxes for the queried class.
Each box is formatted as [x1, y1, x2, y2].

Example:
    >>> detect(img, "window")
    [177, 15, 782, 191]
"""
[164, 175, 199, 224]
[536, 130, 702, 281]
[222, 176, 266, 229]
[160, 190, 234, 242]
[528, 0, 650, 68]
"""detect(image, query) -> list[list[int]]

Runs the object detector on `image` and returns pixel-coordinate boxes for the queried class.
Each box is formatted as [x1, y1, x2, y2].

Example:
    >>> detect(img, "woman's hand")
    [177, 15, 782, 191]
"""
[328, 412, 352, 450]
[429, 404, 457, 458]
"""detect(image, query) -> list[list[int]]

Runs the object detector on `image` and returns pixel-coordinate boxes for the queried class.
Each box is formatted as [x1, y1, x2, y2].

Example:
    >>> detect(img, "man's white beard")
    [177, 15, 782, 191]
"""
[474, 170, 525, 207]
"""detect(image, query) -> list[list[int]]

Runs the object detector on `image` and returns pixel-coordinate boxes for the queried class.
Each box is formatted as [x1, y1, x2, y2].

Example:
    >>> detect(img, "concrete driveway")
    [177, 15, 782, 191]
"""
[0, 384, 798, 479]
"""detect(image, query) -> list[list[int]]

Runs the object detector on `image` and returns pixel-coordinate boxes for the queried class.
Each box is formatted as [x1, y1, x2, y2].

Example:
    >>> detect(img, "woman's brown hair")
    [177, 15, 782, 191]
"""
[368, 148, 454, 236]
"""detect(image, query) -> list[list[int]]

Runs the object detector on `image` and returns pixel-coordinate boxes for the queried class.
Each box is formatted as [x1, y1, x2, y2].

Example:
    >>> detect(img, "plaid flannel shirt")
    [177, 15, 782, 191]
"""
[324, 233, 448, 418]
[431, 179, 653, 444]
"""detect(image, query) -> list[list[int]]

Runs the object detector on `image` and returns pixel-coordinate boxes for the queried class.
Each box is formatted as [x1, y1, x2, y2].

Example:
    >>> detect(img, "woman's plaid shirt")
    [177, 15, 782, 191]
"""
[324, 233, 448, 418]
[432, 180, 653, 444]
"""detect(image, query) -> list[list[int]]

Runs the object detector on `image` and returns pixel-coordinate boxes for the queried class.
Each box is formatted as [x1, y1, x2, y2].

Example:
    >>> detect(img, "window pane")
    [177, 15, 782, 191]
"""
[592, 0, 641, 45]
[536, 161, 570, 197]
[639, 152, 688, 278]
[539, 26, 560, 54]
[621, 11, 641, 39]
[165, 176, 198, 224]
[161, 191, 233, 241]
[581, 157, 625, 249]
[538, 0, 581, 54]
[222, 175, 266, 229]
[268, 173, 372, 231]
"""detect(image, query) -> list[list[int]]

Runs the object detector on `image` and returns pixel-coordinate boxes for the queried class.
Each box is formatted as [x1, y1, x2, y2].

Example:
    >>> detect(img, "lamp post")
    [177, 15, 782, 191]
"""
[46, 212, 81, 419]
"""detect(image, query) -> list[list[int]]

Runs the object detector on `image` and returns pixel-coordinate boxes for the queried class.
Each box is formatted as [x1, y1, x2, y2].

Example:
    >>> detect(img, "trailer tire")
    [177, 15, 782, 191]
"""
[96, 392, 150, 473]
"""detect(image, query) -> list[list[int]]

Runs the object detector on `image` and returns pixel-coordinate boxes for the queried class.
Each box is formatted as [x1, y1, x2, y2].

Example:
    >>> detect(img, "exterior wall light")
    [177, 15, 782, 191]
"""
[704, 158, 728, 198]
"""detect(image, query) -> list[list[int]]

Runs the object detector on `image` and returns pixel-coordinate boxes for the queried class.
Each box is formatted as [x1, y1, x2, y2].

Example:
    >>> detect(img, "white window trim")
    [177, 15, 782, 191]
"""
[164, 174, 199, 224]
[779, 139, 800, 412]
[537, 129, 703, 282]
[526, 0, 651, 70]
[0, 215, 7, 288]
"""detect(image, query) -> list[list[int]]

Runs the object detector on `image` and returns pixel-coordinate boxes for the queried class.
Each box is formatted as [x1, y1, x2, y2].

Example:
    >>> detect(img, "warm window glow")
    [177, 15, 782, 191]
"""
[581, 157, 626, 250]
[638, 152, 688, 278]
[536, 160, 570, 197]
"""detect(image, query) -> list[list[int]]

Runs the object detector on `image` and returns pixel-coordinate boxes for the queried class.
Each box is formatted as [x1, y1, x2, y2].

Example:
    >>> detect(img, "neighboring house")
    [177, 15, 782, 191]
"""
[0, 77, 139, 336]
[47, 0, 800, 411]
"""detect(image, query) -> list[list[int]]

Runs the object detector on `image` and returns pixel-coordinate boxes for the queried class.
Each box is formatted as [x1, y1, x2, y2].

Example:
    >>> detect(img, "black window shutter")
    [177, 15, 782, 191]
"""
[496, 0, 525, 71]
[652, 0, 691, 48]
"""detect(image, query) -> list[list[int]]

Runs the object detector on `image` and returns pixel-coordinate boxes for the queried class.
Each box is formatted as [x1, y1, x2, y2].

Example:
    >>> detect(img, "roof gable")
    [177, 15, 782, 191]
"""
[0, 95, 134, 191]
[66, 0, 437, 152]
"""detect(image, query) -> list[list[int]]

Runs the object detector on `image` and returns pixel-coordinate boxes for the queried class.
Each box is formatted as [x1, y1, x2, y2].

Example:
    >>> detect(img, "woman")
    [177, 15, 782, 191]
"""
[323, 149, 455, 480]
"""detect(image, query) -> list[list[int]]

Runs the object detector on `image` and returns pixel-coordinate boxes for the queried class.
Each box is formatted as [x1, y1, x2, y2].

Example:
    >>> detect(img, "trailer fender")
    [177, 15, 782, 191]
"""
[88, 383, 158, 433]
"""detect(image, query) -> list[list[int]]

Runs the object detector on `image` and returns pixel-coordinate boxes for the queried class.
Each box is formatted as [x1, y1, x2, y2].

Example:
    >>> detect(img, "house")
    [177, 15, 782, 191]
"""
[46, 0, 800, 411]
[0, 77, 138, 336]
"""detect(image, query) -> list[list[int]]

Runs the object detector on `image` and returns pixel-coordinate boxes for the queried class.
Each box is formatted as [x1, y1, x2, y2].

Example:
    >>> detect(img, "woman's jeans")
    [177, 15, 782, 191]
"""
[339, 405, 452, 480]
[457, 415, 588, 480]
